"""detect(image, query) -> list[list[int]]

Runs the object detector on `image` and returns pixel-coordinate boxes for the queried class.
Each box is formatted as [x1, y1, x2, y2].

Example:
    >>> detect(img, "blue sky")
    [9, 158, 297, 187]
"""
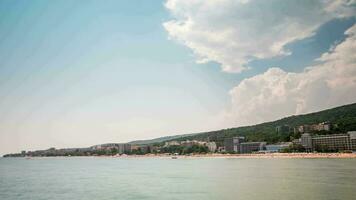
[0, 0, 355, 155]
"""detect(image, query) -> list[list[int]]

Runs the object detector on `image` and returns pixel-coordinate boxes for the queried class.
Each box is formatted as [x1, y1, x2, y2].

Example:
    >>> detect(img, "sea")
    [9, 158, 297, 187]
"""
[0, 157, 356, 200]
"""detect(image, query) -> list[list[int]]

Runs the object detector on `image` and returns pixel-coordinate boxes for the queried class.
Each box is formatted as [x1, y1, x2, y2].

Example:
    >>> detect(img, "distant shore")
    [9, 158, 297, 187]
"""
[7, 152, 356, 159]
[121, 153, 356, 159]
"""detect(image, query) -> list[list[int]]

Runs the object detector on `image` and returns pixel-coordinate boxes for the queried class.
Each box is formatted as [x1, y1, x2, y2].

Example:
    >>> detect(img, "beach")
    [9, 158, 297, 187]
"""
[10, 152, 356, 159]
[106, 152, 356, 159]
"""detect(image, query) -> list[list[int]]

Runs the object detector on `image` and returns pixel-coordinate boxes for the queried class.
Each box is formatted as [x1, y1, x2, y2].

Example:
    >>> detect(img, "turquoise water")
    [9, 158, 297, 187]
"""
[1, 157, 356, 200]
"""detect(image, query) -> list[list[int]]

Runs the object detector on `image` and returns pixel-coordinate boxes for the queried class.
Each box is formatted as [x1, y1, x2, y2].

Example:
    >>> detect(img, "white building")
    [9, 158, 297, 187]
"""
[206, 142, 217, 152]
[164, 141, 180, 147]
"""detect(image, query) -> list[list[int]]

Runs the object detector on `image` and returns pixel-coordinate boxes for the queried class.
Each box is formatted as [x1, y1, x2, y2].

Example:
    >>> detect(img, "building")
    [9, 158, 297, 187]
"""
[91, 143, 116, 150]
[239, 142, 266, 154]
[301, 133, 313, 150]
[295, 122, 331, 133]
[164, 141, 180, 147]
[319, 122, 331, 131]
[181, 140, 206, 147]
[295, 125, 310, 134]
[91, 143, 131, 154]
[349, 131, 356, 150]
[224, 137, 266, 154]
[224, 137, 245, 152]
[130, 145, 140, 151]
[312, 134, 351, 152]
[149, 145, 160, 153]
[300, 132, 356, 152]
[117, 143, 131, 154]
[265, 143, 291, 152]
[206, 142, 217, 153]
[224, 138, 233, 152]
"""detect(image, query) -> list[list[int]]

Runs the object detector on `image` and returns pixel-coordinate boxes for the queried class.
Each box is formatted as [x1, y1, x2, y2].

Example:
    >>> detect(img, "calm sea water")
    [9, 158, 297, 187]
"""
[1, 157, 356, 200]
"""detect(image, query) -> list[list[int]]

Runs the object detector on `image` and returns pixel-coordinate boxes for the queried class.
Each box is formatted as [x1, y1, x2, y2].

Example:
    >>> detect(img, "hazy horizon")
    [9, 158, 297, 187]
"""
[1, 0, 355, 155]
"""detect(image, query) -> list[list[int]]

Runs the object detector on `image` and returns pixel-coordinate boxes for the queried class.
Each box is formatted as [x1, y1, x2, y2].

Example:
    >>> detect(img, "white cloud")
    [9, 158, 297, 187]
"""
[226, 25, 356, 126]
[164, 0, 355, 72]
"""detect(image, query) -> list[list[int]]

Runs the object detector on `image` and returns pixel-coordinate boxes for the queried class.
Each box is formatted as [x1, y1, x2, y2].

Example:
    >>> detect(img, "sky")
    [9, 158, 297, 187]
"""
[0, 0, 355, 155]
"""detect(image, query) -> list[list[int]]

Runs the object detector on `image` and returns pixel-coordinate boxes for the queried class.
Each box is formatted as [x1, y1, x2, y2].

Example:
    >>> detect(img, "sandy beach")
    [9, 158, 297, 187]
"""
[12, 153, 356, 159]
[110, 153, 356, 159]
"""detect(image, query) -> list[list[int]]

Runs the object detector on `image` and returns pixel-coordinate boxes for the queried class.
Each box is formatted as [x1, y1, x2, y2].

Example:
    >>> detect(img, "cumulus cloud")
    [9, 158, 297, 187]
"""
[164, 0, 355, 72]
[226, 25, 356, 126]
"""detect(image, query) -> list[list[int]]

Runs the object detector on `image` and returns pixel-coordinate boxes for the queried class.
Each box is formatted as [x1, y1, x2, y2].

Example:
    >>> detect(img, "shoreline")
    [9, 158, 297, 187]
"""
[5, 152, 356, 159]
[120, 153, 356, 159]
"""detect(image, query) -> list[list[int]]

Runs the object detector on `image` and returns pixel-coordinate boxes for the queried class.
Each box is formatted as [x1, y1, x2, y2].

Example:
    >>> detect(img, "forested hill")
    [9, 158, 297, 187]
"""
[150, 102, 356, 145]
[128, 133, 195, 145]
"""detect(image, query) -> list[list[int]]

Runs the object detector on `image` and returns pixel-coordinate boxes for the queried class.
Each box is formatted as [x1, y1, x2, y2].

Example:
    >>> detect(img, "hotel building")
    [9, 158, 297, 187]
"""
[239, 142, 266, 154]
[224, 137, 266, 154]
[224, 137, 245, 153]
[301, 132, 356, 152]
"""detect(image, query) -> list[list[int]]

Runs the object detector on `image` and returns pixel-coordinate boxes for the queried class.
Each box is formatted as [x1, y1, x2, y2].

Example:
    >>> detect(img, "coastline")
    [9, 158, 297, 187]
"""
[122, 153, 356, 159]
[7, 152, 356, 159]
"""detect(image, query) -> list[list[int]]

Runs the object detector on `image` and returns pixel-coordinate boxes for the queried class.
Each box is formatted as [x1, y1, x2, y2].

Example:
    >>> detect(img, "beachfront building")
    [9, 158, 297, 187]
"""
[117, 143, 131, 154]
[224, 137, 266, 154]
[224, 137, 245, 153]
[91, 143, 131, 154]
[312, 134, 351, 152]
[265, 143, 291, 153]
[240, 142, 266, 154]
[300, 132, 356, 152]
[301, 133, 313, 151]
[350, 131, 356, 149]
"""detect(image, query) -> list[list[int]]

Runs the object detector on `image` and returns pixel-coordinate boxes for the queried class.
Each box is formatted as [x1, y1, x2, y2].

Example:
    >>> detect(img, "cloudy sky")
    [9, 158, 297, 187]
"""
[0, 0, 355, 155]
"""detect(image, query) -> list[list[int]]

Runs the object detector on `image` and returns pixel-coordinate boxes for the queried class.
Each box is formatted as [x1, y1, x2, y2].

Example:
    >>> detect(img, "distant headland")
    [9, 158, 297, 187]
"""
[4, 103, 356, 158]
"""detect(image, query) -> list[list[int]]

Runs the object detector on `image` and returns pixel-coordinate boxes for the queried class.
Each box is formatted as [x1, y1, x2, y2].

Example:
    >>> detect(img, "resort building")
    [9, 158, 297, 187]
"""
[349, 131, 356, 149]
[91, 143, 131, 154]
[301, 133, 313, 150]
[265, 143, 291, 152]
[224, 137, 245, 153]
[240, 142, 266, 154]
[312, 134, 350, 151]
[300, 132, 356, 152]
[224, 137, 266, 154]
[117, 143, 131, 154]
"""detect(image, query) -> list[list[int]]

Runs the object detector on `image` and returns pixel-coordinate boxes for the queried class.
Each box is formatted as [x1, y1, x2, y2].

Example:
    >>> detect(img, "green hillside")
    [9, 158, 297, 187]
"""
[151, 103, 356, 146]
[128, 133, 195, 145]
